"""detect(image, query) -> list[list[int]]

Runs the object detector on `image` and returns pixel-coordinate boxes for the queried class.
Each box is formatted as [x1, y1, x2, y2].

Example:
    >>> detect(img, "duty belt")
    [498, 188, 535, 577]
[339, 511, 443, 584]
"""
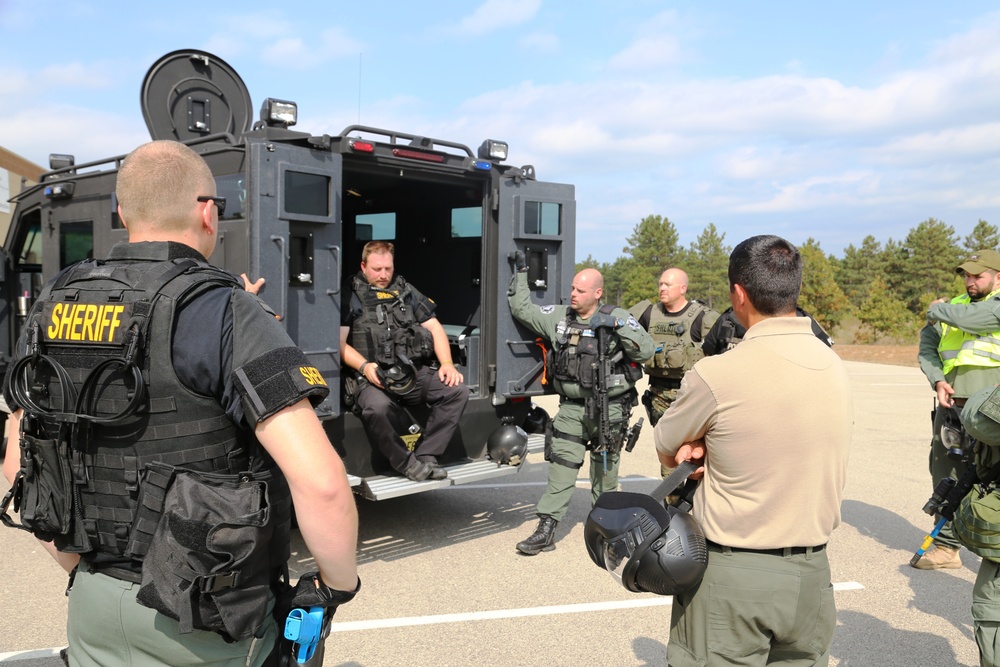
[705, 539, 826, 557]
[649, 377, 682, 389]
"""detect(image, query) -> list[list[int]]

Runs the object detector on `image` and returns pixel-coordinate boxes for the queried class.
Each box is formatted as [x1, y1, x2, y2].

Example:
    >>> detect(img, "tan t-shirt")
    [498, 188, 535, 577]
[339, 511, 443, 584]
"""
[654, 316, 853, 549]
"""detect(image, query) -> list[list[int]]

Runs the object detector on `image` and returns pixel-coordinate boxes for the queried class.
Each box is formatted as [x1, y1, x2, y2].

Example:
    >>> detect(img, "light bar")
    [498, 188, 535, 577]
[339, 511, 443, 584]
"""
[351, 140, 375, 153]
[260, 98, 298, 127]
[478, 139, 508, 162]
[473, 160, 492, 171]
[391, 148, 445, 163]
[45, 182, 75, 199]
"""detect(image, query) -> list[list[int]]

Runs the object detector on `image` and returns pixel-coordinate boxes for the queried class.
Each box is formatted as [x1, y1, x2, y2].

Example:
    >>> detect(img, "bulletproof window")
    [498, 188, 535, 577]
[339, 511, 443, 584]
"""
[524, 201, 560, 236]
[14, 212, 42, 269]
[355, 212, 396, 241]
[451, 206, 482, 238]
[214, 173, 247, 220]
[284, 171, 330, 217]
[60, 220, 93, 268]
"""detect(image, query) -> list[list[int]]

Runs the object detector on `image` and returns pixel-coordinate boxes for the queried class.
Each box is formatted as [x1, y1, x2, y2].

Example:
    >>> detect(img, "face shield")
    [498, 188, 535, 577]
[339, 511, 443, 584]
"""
[584, 491, 708, 596]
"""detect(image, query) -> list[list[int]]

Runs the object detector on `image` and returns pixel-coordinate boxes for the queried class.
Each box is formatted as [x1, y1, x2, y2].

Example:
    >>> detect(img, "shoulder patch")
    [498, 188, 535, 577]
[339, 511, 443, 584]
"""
[625, 315, 640, 331]
[540, 305, 556, 314]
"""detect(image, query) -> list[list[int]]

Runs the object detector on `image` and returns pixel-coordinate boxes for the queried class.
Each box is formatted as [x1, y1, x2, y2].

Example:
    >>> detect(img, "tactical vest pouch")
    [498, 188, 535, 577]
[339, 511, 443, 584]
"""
[955, 489, 1000, 562]
[136, 463, 284, 640]
[12, 433, 75, 541]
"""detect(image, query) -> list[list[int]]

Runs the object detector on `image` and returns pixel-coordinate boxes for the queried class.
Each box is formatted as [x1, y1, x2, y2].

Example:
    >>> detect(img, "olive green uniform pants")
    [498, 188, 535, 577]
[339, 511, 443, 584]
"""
[974, 559, 1000, 667]
[67, 561, 276, 667]
[537, 400, 622, 521]
[668, 547, 836, 667]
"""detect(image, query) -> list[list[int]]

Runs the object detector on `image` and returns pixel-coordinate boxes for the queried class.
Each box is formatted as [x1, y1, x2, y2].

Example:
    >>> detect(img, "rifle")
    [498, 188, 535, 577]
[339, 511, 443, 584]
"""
[587, 317, 633, 471]
[283, 606, 328, 666]
[910, 464, 979, 566]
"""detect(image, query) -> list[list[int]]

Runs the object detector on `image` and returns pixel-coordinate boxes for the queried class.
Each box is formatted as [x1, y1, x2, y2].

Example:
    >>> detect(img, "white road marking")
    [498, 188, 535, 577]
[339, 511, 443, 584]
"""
[329, 583, 866, 633]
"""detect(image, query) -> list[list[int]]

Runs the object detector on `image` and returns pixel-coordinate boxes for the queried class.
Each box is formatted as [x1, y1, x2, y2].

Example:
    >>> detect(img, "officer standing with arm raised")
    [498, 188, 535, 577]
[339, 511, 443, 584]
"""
[915, 249, 1000, 570]
[628, 268, 718, 430]
[509, 253, 654, 555]
[1, 140, 359, 667]
[654, 235, 852, 666]
[339, 241, 470, 482]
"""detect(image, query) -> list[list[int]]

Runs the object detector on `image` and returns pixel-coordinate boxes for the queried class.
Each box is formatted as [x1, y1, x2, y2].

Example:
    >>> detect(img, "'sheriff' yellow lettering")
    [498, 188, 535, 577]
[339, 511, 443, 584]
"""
[299, 366, 327, 386]
[47, 303, 125, 343]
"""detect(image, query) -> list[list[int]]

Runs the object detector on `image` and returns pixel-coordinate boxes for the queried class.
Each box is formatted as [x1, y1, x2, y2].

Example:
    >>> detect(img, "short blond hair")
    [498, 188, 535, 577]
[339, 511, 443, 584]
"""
[116, 141, 214, 232]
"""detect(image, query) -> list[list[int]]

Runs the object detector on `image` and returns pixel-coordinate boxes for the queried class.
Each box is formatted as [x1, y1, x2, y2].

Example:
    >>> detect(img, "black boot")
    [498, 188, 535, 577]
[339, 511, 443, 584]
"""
[517, 515, 558, 555]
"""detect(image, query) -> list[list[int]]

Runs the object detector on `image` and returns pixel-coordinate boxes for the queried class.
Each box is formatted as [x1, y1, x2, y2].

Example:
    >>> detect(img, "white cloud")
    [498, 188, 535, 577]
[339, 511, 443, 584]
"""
[448, 0, 542, 37]
[519, 32, 559, 53]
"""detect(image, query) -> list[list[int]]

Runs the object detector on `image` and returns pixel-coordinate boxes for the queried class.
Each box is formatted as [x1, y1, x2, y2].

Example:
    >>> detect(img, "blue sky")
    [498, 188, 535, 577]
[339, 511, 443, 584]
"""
[2, 1, 1000, 263]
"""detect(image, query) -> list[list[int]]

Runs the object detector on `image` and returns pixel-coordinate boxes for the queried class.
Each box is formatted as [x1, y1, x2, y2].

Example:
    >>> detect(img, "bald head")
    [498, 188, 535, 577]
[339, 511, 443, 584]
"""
[117, 140, 215, 235]
[659, 267, 689, 312]
[571, 268, 604, 318]
[116, 140, 218, 257]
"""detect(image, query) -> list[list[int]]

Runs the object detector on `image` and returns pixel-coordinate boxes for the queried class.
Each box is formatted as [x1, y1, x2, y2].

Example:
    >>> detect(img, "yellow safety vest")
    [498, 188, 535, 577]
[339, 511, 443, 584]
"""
[939, 289, 1000, 375]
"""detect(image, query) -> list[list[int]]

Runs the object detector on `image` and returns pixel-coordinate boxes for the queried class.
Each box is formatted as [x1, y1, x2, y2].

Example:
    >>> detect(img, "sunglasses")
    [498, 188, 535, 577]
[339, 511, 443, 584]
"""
[197, 195, 227, 217]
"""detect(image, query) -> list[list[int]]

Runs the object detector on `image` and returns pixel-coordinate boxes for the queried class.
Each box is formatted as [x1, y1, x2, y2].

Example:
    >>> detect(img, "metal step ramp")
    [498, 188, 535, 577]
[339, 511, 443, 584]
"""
[357, 434, 544, 501]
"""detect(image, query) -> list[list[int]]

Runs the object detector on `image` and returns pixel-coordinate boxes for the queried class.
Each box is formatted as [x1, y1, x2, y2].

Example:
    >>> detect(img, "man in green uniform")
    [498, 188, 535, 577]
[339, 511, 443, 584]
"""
[629, 268, 718, 477]
[629, 268, 718, 427]
[916, 249, 1000, 569]
[509, 260, 654, 555]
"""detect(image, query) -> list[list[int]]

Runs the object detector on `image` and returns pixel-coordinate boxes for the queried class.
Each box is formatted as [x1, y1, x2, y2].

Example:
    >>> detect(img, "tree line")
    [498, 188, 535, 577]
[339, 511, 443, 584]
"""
[578, 215, 1000, 344]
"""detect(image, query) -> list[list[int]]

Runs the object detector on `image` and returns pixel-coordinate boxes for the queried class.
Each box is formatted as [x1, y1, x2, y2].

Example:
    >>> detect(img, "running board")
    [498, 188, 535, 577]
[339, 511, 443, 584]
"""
[358, 456, 529, 501]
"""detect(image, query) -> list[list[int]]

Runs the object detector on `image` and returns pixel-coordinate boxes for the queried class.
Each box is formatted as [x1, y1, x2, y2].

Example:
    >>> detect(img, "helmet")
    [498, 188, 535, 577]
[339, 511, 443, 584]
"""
[487, 423, 529, 466]
[377, 355, 417, 395]
[523, 404, 549, 434]
[584, 491, 707, 596]
[379, 364, 416, 394]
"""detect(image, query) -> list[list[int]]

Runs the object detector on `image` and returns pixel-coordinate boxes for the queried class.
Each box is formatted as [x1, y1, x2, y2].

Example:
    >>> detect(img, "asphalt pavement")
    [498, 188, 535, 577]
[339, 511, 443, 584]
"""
[0, 361, 982, 666]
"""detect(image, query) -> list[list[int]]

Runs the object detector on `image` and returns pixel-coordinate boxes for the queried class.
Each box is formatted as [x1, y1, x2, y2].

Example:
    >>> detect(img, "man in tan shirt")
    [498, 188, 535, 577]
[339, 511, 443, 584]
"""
[654, 234, 852, 666]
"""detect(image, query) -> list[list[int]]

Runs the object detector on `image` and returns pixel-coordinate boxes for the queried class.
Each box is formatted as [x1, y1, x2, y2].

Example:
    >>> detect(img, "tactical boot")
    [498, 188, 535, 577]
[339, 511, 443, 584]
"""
[404, 459, 432, 482]
[912, 545, 962, 570]
[516, 516, 558, 555]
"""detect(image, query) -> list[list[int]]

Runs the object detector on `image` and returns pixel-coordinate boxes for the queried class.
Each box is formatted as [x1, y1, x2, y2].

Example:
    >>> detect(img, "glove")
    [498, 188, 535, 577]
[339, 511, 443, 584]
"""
[511, 250, 527, 272]
[280, 572, 361, 614]
[589, 312, 620, 330]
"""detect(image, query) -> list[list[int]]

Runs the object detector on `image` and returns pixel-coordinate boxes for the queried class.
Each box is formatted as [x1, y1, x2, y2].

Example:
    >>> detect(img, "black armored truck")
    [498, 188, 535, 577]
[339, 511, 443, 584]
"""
[0, 49, 575, 500]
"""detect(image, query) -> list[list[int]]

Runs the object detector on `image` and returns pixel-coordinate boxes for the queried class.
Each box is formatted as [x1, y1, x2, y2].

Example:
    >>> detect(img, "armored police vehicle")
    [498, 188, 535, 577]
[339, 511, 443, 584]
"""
[0, 49, 574, 500]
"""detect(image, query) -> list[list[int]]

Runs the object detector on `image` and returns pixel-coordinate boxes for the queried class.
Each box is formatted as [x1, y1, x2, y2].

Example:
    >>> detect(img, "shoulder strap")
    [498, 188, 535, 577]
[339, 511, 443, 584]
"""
[639, 304, 653, 331]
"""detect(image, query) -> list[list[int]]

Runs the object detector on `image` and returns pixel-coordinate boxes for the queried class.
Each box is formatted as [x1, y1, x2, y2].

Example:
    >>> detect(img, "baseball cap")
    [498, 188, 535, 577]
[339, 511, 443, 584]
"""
[956, 249, 1000, 275]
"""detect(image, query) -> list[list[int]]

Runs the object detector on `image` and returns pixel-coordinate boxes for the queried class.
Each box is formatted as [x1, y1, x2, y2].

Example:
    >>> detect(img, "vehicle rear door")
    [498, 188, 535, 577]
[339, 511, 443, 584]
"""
[492, 172, 575, 400]
[248, 141, 343, 418]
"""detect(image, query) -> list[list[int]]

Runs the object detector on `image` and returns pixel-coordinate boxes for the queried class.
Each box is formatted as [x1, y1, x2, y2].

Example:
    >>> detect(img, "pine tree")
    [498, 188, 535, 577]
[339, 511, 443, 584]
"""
[799, 239, 851, 332]
[685, 223, 731, 309]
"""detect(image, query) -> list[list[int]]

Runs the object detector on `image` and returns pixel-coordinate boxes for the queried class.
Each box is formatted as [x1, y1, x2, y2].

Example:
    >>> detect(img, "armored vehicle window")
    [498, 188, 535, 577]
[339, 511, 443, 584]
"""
[215, 174, 246, 220]
[14, 213, 42, 269]
[284, 171, 329, 217]
[355, 212, 396, 241]
[60, 221, 93, 267]
[524, 201, 560, 236]
[451, 207, 482, 238]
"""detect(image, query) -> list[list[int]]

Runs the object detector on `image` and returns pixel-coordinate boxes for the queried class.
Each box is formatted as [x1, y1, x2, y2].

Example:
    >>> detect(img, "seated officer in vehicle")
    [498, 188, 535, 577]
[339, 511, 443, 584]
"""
[340, 241, 470, 482]
[1, 140, 359, 666]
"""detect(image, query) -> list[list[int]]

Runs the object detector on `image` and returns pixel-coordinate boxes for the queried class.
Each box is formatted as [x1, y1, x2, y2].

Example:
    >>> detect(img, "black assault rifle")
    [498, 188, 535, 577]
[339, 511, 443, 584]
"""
[587, 317, 643, 470]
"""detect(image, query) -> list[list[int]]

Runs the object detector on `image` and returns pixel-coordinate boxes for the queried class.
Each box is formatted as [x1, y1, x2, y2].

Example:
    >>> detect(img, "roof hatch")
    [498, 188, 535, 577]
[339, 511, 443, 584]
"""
[140, 49, 252, 142]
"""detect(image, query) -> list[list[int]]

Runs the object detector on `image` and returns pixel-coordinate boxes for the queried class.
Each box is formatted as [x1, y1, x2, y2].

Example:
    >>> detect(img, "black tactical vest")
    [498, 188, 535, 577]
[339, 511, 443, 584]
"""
[8, 254, 282, 559]
[348, 273, 434, 368]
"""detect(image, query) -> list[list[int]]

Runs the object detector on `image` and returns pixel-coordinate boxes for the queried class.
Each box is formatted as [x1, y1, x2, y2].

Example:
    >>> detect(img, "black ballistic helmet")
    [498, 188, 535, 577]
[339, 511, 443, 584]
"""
[523, 404, 549, 434]
[487, 423, 529, 466]
[377, 354, 417, 395]
[584, 491, 708, 596]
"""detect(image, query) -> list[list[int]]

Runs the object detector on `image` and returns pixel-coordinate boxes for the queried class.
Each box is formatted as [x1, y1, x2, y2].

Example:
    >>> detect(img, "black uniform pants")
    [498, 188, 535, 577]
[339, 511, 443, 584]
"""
[355, 365, 470, 473]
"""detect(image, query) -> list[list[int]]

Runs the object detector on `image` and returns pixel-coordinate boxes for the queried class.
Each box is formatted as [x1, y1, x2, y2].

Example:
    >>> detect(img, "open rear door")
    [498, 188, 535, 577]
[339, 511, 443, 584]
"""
[493, 172, 575, 401]
[248, 141, 343, 418]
